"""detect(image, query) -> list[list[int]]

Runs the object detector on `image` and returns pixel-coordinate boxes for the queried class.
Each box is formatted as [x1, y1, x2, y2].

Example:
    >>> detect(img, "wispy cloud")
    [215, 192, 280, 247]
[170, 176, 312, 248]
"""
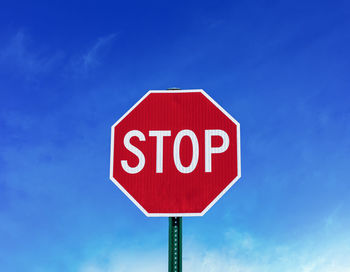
[0, 30, 117, 80]
[0, 30, 63, 80]
[83, 34, 117, 68]
[71, 33, 117, 75]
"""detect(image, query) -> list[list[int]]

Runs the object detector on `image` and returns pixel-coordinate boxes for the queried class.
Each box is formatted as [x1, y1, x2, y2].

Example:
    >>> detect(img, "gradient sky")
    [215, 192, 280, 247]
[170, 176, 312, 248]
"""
[1, 1, 350, 271]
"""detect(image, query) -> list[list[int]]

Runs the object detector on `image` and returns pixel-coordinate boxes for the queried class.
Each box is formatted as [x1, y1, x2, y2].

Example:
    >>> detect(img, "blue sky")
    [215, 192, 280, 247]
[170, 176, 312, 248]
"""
[1, 1, 350, 271]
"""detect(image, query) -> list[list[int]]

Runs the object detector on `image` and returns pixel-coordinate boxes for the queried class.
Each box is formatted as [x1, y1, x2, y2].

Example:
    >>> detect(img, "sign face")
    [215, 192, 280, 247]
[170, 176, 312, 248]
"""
[110, 89, 241, 217]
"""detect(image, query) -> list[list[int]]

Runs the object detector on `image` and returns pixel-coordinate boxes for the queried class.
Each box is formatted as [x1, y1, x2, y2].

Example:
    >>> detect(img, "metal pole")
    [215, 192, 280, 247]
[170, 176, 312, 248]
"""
[169, 217, 182, 272]
[167, 87, 182, 272]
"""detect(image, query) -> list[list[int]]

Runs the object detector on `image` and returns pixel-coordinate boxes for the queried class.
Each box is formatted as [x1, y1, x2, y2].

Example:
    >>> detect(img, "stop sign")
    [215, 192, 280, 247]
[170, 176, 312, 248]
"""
[110, 89, 241, 216]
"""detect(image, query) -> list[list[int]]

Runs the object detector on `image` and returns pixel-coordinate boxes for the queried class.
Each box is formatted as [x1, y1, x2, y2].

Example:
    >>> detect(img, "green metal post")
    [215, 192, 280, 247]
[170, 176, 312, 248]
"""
[167, 87, 182, 272]
[169, 217, 182, 272]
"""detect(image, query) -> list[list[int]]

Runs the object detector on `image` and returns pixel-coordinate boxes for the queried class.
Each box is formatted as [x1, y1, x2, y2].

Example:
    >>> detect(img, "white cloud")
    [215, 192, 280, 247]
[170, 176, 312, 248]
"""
[0, 30, 117, 79]
[0, 30, 63, 79]
[82, 34, 116, 68]
[79, 249, 166, 272]
[71, 33, 117, 75]
[78, 225, 350, 272]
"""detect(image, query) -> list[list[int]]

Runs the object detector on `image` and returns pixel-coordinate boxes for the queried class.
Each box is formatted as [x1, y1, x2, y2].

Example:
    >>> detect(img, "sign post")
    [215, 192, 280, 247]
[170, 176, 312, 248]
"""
[169, 217, 182, 272]
[167, 88, 183, 272]
[110, 89, 241, 271]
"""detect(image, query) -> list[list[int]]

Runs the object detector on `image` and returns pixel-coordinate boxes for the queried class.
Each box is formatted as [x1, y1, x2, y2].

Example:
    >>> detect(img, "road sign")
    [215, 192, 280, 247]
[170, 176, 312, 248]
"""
[110, 89, 241, 216]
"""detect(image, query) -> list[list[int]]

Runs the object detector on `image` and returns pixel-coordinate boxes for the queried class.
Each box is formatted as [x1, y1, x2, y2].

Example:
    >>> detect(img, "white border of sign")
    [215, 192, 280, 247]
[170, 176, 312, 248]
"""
[110, 89, 241, 217]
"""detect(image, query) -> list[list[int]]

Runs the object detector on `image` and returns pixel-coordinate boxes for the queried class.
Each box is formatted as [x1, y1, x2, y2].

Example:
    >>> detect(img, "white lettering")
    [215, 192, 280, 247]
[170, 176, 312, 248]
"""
[205, 130, 229, 172]
[173, 130, 199, 174]
[149, 130, 171, 173]
[121, 130, 146, 174]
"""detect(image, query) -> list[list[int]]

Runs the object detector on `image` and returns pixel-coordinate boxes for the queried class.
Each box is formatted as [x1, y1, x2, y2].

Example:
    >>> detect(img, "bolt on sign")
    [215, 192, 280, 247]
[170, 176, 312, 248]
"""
[110, 89, 241, 216]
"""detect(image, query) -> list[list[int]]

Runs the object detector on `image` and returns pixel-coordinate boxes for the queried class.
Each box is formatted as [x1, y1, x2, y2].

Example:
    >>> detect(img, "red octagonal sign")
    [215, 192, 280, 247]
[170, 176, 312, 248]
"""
[110, 89, 241, 216]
